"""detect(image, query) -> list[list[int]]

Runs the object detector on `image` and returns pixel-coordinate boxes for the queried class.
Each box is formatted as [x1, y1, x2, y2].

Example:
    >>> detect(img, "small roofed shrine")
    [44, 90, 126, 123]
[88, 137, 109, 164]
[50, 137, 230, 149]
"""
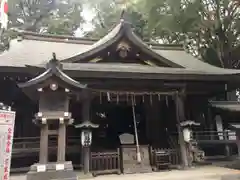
[18, 54, 86, 180]
[2, 14, 240, 176]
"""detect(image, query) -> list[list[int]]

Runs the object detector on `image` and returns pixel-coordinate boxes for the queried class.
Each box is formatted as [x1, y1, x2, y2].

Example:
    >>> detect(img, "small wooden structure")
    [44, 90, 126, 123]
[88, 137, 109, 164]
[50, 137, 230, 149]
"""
[18, 56, 86, 180]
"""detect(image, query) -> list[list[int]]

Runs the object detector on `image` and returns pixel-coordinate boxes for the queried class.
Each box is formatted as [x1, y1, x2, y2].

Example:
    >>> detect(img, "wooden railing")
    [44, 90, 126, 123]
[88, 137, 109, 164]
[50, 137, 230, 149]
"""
[193, 131, 237, 141]
[12, 136, 81, 157]
[90, 149, 121, 176]
[169, 130, 237, 142]
[150, 148, 180, 171]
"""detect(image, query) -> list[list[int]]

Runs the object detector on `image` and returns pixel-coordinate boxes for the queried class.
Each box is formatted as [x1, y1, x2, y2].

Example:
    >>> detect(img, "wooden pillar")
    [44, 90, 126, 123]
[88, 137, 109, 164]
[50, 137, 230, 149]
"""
[57, 122, 66, 162]
[83, 147, 90, 174]
[236, 130, 240, 158]
[39, 123, 48, 164]
[82, 93, 91, 174]
[223, 131, 231, 157]
[207, 107, 214, 140]
[176, 92, 188, 168]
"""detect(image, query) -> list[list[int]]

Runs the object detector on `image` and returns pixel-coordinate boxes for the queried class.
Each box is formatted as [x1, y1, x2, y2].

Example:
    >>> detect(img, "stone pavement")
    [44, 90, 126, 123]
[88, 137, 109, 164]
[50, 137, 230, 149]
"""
[10, 166, 240, 180]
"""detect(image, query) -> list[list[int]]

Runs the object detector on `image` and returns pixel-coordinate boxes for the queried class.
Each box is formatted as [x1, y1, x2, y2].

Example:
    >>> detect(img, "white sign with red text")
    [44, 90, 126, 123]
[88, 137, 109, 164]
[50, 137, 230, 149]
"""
[0, 110, 15, 180]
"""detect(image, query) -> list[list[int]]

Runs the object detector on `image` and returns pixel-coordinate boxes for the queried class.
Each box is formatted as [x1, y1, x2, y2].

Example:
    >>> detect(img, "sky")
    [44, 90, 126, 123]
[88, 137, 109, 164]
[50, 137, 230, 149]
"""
[75, 4, 95, 37]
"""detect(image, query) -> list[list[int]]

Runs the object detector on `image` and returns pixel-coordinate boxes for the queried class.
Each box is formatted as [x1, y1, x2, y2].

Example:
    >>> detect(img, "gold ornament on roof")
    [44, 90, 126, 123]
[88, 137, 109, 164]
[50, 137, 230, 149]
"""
[117, 41, 131, 51]
[117, 41, 131, 58]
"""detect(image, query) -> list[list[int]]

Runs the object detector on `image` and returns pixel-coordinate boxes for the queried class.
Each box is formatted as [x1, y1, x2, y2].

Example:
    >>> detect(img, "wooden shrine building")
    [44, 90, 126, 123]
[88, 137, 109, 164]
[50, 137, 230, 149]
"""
[1, 17, 240, 175]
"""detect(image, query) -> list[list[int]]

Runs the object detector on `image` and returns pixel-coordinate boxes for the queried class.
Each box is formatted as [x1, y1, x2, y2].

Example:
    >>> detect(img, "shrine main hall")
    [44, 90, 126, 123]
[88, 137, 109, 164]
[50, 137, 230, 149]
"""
[1, 17, 240, 178]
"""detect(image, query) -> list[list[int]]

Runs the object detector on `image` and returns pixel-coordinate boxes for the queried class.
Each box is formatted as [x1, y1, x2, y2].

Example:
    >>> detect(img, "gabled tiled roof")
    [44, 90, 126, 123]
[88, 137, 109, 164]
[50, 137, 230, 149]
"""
[0, 37, 91, 67]
[1, 25, 240, 77]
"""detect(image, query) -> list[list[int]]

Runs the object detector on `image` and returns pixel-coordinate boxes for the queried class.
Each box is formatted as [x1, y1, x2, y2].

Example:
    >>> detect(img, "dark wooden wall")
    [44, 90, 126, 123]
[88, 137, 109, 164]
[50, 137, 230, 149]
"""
[0, 79, 39, 138]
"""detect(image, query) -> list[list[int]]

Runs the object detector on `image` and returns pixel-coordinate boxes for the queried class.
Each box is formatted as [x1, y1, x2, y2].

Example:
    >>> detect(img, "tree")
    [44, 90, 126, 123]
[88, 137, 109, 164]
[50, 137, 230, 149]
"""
[0, 0, 84, 52]
[85, 0, 240, 68]
[84, 0, 149, 39]
[8, 0, 84, 35]
[139, 0, 240, 68]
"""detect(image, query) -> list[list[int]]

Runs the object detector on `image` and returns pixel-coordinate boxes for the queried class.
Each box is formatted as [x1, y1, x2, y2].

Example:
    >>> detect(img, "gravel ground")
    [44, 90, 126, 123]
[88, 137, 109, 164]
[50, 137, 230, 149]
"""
[10, 166, 240, 180]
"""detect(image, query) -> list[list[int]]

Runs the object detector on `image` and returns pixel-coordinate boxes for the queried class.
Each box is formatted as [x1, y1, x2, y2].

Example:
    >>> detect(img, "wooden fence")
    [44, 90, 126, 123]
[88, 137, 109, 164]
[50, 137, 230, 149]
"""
[150, 148, 181, 171]
[193, 131, 237, 141]
[90, 149, 121, 176]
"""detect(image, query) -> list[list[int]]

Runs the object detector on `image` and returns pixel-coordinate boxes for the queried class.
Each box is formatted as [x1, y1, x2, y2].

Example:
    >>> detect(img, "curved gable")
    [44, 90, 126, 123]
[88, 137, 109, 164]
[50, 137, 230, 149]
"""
[62, 20, 183, 68]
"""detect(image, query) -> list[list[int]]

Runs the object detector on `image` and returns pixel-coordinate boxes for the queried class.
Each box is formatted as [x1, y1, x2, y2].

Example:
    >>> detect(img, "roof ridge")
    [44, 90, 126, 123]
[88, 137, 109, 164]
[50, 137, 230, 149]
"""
[16, 30, 183, 50]
[19, 30, 98, 41]
[17, 30, 97, 45]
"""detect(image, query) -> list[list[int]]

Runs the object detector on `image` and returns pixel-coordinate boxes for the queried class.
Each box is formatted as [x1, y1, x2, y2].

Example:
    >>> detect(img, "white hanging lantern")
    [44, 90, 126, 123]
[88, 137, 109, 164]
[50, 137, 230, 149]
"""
[183, 128, 191, 142]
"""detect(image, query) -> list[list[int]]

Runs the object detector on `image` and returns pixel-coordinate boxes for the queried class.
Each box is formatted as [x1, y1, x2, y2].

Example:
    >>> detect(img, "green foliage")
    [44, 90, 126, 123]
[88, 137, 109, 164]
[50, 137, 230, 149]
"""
[86, 0, 240, 68]
[41, 1, 83, 36]
[84, 0, 149, 39]
[0, 0, 84, 51]
[140, 0, 240, 68]
[7, 0, 84, 34]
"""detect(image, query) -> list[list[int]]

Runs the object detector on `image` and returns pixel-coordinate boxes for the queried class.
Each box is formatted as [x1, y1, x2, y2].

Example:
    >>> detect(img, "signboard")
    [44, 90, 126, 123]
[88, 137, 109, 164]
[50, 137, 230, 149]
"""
[37, 165, 46, 172]
[56, 164, 64, 171]
[0, 110, 16, 180]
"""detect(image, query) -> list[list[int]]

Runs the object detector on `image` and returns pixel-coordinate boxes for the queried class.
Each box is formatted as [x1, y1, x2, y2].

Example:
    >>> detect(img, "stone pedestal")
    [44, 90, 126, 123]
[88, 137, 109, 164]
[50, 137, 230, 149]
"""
[121, 145, 152, 174]
[26, 162, 77, 180]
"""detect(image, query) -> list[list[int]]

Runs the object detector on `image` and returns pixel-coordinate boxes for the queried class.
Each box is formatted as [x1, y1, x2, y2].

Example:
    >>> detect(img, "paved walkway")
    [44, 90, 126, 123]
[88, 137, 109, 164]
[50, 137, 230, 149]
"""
[10, 166, 240, 180]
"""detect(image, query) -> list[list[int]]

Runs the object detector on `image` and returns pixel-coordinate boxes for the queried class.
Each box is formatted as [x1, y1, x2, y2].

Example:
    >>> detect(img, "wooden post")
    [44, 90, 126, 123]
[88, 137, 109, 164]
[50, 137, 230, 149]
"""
[82, 93, 91, 175]
[83, 147, 90, 174]
[236, 130, 240, 158]
[39, 123, 49, 164]
[207, 107, 214, 140]
[175, 92, 188, 168]
[57, 122, 66, 162]
[224, 131, 231, 157]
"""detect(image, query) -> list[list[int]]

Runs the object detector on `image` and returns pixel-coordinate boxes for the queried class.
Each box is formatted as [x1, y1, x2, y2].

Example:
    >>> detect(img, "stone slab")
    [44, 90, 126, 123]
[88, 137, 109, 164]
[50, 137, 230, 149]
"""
[27, 162, 77, 180]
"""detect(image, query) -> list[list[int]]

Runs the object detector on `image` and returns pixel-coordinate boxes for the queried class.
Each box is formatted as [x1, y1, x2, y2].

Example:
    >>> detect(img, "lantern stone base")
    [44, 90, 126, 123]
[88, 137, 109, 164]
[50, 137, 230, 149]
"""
[26, 161, 77, 180]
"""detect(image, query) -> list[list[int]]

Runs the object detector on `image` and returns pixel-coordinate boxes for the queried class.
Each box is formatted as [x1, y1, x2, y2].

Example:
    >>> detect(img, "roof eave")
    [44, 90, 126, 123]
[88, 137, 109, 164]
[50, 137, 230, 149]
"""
[18, 60, 87, 90]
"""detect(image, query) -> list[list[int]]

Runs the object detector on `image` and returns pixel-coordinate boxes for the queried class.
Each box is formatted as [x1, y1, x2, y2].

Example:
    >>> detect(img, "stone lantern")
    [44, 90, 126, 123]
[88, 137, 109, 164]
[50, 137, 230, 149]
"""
[180, 120, 200, 143]
[180, 120, 201, 166]
[75, 90, 99, 177]
[18, 53, 87, 180]
[75, 121, 99, 176]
